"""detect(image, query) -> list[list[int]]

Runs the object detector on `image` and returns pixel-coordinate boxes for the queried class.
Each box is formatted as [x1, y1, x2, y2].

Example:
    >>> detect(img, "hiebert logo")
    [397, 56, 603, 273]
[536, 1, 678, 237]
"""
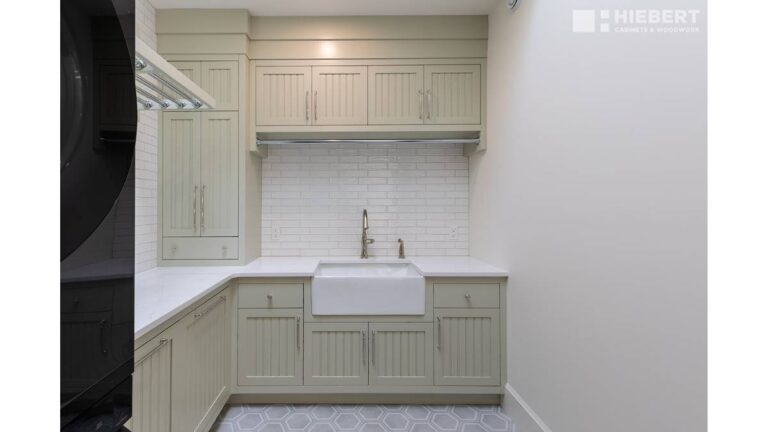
[573, 9, 702, 33]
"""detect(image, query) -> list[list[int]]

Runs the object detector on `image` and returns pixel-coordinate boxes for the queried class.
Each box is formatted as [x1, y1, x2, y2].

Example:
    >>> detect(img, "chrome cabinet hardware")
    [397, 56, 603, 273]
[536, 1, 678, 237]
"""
[426, 89, 432, 119]
[371, 331, 376, 365]
[437, 316, 442, 349]
[418, 90, 423, 120]
[465, 293, 472, 300]
[361, 330, 366, 364]
[314, 90, 318, 122]
[296, 316, 301, 349]
[192, 185, 198, 230]
[136, 337, 170, 365]
[200, 185, 206, 233]
[193, 295, 226, 322]
[267, 293, 273, 300]
[305, 90, 309, 122]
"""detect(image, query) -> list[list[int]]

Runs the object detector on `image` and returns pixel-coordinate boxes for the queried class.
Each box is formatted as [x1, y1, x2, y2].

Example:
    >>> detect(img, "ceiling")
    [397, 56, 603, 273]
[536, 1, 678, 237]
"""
[149, 0, 499, 16]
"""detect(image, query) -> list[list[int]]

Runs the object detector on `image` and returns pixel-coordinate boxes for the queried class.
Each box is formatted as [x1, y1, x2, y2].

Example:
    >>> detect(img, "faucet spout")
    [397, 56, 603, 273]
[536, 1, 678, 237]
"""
[361, 209, 374, 258]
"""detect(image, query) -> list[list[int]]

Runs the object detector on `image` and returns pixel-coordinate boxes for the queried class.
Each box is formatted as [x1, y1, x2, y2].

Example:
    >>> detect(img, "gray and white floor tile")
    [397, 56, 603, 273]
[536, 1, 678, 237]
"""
[210, 404, 512, 432]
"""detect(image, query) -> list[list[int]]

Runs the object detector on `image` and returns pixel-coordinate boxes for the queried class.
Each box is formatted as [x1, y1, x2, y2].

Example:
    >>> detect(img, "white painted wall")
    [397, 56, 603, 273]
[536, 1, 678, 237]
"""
[135, 0, 158, 273]
[473, 1, 706, 431]
[261, 143, 469, 257]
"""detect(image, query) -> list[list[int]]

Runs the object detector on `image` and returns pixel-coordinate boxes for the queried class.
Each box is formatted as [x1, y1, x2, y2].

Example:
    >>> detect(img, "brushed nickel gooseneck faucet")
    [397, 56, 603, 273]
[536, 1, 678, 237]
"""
[361, 209, 375, 258]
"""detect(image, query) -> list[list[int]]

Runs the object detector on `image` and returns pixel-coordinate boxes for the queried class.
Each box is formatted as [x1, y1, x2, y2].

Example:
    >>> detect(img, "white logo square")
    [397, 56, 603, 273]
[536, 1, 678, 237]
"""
[572, 10, 596, 33]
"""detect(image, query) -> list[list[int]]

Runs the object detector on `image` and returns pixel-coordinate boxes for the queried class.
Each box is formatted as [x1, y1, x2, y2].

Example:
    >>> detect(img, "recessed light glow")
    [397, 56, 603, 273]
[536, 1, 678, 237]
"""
[320, 41, 336, 57]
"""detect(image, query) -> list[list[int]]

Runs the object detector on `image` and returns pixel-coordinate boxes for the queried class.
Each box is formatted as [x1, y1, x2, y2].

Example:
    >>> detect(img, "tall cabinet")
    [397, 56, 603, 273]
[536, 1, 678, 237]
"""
[161, 59, 243, 262]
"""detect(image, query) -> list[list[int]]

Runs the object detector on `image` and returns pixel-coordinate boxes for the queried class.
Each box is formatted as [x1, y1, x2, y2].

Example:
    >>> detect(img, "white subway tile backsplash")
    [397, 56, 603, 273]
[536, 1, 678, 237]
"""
[262, 143, 469, 257]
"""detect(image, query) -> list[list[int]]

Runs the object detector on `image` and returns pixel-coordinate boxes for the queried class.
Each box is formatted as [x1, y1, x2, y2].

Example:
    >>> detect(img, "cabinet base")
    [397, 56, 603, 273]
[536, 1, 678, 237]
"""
[228, 393, 501, 405]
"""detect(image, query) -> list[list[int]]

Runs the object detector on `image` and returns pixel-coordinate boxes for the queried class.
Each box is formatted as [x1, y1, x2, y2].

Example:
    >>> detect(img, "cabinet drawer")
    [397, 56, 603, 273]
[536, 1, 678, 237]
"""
[434, 284, 500, 308]
[239, 284, 303, 308]
[162, 237, 238, 260]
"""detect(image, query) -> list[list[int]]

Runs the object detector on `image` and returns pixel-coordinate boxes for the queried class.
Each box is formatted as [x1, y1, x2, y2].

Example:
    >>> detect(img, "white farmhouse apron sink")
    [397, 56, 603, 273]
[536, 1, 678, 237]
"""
[312, 261, 426, 315]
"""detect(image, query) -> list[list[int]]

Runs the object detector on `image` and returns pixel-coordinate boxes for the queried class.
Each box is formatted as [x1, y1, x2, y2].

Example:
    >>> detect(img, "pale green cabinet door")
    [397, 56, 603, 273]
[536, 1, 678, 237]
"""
[367, 65, 424, 125]
[255, 66, 311, 126]
[131, 333, 174, 432]
[312, 66, 368, 125]
[169, 61, 201, 85]
[304, 322, 369, 386]
[369, 323, 433, 386]
[201, 61, 239, 111]
[424, 64, 481, 125]
[434, 309, 500, 386]
[238, 309, 303, 386]
[162, 112, 201, 237]
[173, 294, 230, 432]
[200, 112, 238, 237]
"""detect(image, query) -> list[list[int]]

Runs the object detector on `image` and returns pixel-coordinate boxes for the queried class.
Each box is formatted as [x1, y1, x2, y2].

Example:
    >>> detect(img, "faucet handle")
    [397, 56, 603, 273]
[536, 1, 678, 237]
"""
[398, 238, 405, 259]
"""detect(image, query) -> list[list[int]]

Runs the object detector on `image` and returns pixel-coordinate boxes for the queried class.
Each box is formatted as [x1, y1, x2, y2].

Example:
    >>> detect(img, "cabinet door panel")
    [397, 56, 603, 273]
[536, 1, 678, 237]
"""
[256, 66, 311, 125]
[424, 65, 481, 125]
[434, 309, 500, 385]
[370, 323, 433, 386]
[200, 112, 238, 237]
[312, 66, 367, 125]
[162, 112, 200, 237]
[304, 322, 368, 386]
[169, 61, 201, 85]
[201, 61, 238, 110]
[132, 335, 173, 432]
[368, 65, 424, 125]
[238, 309, 303, 386]
[173, 294, 230, 432]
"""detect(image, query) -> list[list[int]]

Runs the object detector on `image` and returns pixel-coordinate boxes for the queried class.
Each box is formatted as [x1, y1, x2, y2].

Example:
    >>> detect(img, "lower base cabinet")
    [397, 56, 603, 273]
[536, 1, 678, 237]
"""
[131, 288, 230, 432]
[237, 309, 303, 385]
[130, 331, 173, 432]
[369, 323, 433, 386]
[304, 322, 368, 386]
[434, 308, 500, 386]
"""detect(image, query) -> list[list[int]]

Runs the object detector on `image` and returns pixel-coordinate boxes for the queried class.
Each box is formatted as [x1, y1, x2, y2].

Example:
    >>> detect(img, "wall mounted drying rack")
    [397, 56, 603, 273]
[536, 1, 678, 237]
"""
[254, 138, 481, 146]
[134, 39, 216, 110]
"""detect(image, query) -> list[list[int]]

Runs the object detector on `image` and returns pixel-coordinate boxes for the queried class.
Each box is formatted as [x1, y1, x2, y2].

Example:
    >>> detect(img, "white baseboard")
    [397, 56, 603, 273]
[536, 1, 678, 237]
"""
[502, 383, 553, 432]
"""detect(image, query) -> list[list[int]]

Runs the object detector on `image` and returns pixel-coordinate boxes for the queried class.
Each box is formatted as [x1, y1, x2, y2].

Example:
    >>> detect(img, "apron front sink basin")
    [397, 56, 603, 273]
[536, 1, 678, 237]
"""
[312, 261, 425, 315]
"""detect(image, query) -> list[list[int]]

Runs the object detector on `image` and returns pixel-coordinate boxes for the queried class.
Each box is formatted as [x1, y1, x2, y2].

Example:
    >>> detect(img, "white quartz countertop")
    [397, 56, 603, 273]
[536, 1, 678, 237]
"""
[135, 256, 507, 340]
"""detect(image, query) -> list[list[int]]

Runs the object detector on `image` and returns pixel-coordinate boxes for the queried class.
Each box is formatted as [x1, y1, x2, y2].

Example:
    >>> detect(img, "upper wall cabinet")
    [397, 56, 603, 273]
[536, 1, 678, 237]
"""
[255, 66, 312, 126]
[424, 65, 481, 125]
[312, 66, 367, 125]
[368, 65, 424, 125]
[255, 63, 481, 128]
[168, 60, 239, 110]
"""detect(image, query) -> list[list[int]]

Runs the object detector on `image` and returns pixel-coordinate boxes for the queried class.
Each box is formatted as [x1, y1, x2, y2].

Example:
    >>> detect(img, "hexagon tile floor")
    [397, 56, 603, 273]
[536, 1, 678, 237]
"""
[210, 404, 513, 432]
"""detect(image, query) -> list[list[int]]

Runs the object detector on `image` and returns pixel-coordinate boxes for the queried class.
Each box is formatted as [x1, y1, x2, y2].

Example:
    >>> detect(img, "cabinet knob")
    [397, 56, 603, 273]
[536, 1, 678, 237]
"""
[267, 293, 273, 300]
[465, 293, 472, 299]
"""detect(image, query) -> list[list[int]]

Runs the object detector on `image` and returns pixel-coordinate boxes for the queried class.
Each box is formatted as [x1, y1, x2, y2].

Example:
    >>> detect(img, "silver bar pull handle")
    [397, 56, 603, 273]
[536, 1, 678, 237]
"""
[426, 89, 432, 120]
[200, 185, 206, 233]
[193, 185, 198, 231]
[314, 90, 318, 122]
[437, 315, 442, 350]
[296, 316, 301, 349]
[418, 90, 423, 120]
[136, 338, 170, 365]
[371, 331, 376, 366]
[361, 330, 366, 364]
[305, 90, 309, 122]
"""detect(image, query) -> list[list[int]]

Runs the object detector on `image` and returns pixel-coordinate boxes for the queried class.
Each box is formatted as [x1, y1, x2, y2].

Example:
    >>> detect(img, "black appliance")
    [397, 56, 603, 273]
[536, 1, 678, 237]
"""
[60, 0, 136, 430]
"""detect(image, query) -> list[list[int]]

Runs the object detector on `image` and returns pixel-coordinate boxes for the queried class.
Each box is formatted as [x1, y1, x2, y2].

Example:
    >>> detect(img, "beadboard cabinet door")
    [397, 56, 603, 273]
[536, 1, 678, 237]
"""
[169, 61, 201, 85]
[369, 323, 433, 386]
[368, 65, 424, 125]
[238, 309, 303, 386]
[304, 322, 369, 386]
[434, 309, 500, 386]
[424, 64, 481, 125]
[162, 112, 201, 237]
[200, 112, 239, 237]
[312, 66, 367, 125]
[256, 66, 311, 125]
[201, 61, 239, 110]
[173, 294, 230, 432]
[131, 333, 174, 432]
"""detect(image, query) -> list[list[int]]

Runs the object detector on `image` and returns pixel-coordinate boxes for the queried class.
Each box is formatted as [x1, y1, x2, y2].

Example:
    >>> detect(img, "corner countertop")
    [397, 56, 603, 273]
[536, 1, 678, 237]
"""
[135, 256, 507, 340]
